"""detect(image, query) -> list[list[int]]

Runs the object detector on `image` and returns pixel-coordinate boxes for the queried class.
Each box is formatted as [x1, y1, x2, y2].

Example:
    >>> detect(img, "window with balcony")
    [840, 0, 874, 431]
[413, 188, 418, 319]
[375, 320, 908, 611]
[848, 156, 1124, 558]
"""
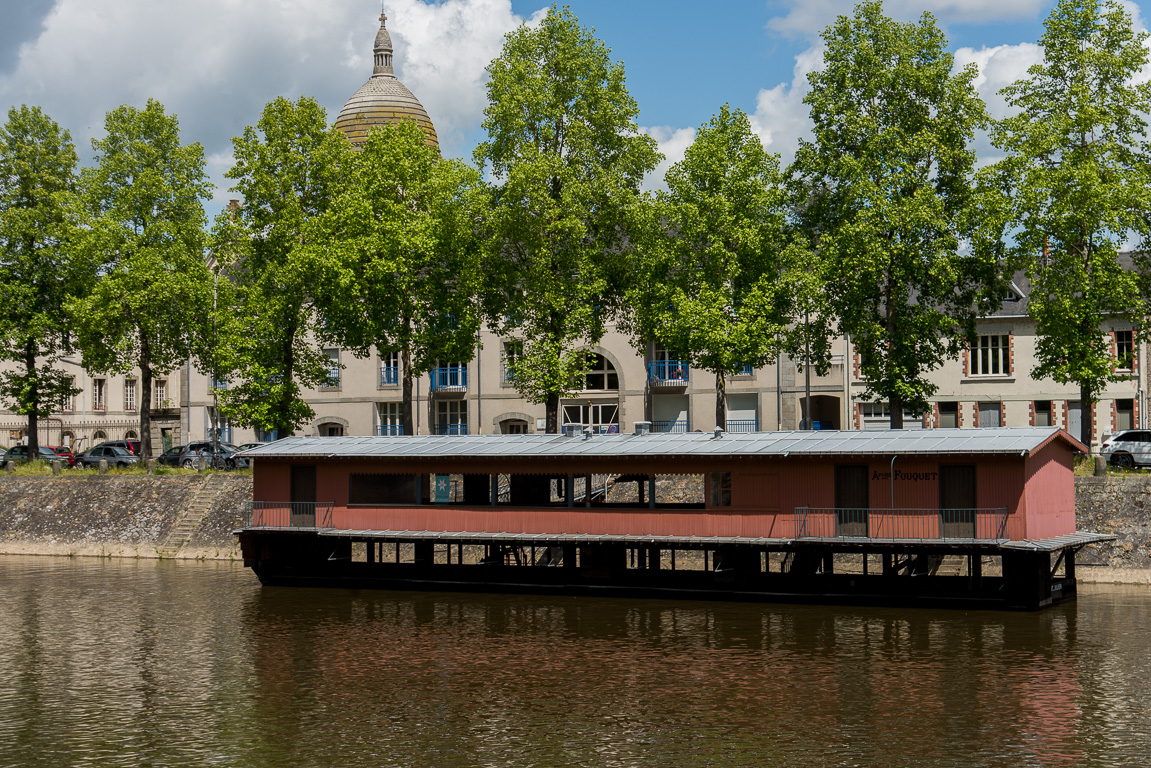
[649, 345, 687, 386]
[377, 402, 403, 436]
[323, 348, 340, 388]
[93, 379, 105, 411]
[971, 334, 1010, 376]
[435, 400, 468, 435]
[431, 362, 467, 392]
[379, 351, 400, 386]
[124, 379, 136, 411]
[583, 354, 618, 390]
[502, 340, 522, 384]
[1115, 330, 1134, 371]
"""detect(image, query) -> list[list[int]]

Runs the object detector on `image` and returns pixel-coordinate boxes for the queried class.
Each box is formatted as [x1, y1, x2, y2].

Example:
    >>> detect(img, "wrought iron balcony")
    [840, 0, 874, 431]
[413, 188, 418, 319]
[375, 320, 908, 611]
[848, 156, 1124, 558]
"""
[648, 360, 689, 387]
[379, 365, 399, 386]
[433, 423, 468, 436]
[376, 424, 404, 436]
[242, 501, 334, 530]
[794, 507, 1009, 541]
[650, 419, 688, 434]
[430, 366, 467, 393]
[725, 419, 759, 433]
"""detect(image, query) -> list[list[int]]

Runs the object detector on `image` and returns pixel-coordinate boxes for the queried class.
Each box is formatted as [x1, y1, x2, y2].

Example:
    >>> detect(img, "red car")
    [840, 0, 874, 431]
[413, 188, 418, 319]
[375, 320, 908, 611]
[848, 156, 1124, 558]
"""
[47, 446, 75, 467]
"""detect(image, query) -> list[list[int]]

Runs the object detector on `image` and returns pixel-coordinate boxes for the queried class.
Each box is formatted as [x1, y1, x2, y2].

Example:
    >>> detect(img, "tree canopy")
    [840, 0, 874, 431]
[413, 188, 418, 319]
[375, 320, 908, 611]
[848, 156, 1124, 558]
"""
[790, 1, 1003, 428]
[991, 0, 1151, 448]
[69, 99, 213, 460]
[314, 119, 483, 437]
[213, 96, 350, 438]
[475, 5, 661, 432]
[0, 105, 86, 456]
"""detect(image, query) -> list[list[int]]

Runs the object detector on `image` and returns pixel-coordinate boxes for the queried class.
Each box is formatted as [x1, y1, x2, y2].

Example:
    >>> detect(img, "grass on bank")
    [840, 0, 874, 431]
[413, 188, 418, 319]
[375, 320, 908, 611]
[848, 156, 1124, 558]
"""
[0, 460, 251, 478]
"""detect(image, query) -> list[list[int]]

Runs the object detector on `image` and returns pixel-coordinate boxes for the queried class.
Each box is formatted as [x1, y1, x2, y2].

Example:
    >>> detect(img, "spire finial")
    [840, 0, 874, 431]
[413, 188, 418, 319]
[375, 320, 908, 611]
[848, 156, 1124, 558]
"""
[372, 7, 395, 78]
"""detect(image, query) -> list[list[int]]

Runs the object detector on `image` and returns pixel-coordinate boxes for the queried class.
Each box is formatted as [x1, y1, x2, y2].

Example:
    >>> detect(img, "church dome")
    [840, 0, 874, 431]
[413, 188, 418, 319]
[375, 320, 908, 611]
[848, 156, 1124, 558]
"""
[334, 13, 439, 151]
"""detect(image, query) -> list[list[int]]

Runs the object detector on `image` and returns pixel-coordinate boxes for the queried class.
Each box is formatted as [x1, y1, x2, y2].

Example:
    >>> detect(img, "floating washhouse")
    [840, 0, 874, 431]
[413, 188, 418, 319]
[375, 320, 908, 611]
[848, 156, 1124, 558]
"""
[235, 426, 1113, 610]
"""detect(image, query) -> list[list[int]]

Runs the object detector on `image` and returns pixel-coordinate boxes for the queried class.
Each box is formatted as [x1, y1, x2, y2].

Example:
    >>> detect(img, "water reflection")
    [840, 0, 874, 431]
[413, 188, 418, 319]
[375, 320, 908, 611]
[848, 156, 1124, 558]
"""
[0, 557, 1148, 767]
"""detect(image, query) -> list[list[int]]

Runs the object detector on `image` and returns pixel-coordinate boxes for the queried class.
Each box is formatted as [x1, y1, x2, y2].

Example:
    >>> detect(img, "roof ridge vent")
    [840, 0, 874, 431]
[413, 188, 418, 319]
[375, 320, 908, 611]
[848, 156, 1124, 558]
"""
[712, 427, 724, 439]
[583, 427, 593, 440]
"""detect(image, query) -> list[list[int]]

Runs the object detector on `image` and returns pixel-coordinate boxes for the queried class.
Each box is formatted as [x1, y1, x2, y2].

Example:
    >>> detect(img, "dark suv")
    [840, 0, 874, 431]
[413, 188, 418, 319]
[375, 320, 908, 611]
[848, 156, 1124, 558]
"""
[75, 445, 140, 469]
[2, 445, 60, 463]
[176, 442, 247, 470]
[93, 439, 141, 455]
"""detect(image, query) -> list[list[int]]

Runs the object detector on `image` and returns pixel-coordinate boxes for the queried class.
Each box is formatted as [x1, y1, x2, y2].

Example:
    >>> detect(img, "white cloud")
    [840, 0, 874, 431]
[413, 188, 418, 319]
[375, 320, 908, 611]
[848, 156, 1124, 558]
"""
[640, 125, 696, 191]
[767, 0, 1048, 38]
[748, 44, 824, 166]
[0, 0, 542, 211]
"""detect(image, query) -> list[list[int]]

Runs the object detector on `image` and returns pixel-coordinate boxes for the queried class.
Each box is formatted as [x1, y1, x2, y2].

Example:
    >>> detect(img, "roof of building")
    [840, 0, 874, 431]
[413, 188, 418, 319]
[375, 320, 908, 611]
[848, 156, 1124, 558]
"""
[333, 13, 439, 150]
[240, 427, 1086, 461]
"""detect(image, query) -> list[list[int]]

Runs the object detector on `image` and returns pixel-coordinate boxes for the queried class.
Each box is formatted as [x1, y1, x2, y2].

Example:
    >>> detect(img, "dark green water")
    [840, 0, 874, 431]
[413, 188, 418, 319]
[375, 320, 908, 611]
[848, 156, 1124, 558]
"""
[1, 556, 1149, 768]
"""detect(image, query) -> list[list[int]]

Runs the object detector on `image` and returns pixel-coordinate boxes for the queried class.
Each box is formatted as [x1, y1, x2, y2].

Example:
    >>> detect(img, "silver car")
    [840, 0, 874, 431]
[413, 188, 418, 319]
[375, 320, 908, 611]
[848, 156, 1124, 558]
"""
[1101, 430, 1151, 469]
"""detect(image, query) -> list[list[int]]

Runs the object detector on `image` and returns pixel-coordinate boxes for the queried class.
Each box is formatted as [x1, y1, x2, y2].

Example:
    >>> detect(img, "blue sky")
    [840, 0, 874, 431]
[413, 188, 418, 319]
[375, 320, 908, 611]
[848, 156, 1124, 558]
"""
[0, 0, 1147, 217]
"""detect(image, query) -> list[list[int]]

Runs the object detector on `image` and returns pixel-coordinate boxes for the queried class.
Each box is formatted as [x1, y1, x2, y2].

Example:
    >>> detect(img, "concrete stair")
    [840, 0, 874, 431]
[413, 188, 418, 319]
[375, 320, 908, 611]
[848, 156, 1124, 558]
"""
[159, 475, 229, 556]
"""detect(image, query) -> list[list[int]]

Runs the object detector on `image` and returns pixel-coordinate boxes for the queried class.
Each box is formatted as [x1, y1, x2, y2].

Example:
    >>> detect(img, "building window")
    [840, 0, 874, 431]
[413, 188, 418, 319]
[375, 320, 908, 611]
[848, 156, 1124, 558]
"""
[978, 401, 1002, 427]
[124, 379, 136, 411]
[502, 340, 522, 384]
[1116, 399, 1135, 432]
[583, 354, 619, 390]
[972, 334, 1010, 376]
[60, 379, 74, 413]
[61, 431, 74, 447]
[562, 403, 619, 433]
[92, 379, 105, 411]
[323, 424, 344, 436]
[859, 402, 922, 429]
[1034, 400, 1053, 427]
[938, 401, 958, 428]
[378, 402, 403, 436]
[323, 348, 340, 387]
[502, 419, 529, 434]
[710, 472, 732, 507]
[380, 351, 400, 386]
[1115, 330, 1134, 371]
[435, 400, 468, 435]
[93, 430, 107, 441]
[154, 380, 168, 409]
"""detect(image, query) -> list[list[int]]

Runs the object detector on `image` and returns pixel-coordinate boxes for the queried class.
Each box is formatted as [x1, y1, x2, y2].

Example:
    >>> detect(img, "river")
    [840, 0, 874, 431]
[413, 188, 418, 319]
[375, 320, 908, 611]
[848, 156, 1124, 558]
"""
[0, 556, 1148, 767]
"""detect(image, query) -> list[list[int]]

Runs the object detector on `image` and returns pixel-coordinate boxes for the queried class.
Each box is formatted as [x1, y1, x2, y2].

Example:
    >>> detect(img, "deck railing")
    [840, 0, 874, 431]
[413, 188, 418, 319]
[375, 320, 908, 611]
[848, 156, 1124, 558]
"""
[243, 501, 334, 529]
[648, 360, 689, 386]
[795, 507, 1009, 541]
[376, 424, 404, 436]
[650, 419, 688, 434]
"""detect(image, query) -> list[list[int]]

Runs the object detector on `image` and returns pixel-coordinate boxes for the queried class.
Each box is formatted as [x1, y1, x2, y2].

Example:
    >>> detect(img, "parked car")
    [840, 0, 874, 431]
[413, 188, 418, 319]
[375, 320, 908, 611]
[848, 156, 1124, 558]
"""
[2, 445, 61, 463]
[157, 444, 186, 467]
[236, 442, 264, 452]
[1101, 430, 1151, 469]
[47, 446, 75, 467]
[175, 441, 247, 470]
[93, 439, 141, 455]
[75, 445, 140, 469]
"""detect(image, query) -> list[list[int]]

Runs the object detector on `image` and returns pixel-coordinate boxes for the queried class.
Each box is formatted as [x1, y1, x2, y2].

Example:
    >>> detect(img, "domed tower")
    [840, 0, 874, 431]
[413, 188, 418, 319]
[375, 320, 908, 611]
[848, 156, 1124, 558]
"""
[334, 12, 439, 151]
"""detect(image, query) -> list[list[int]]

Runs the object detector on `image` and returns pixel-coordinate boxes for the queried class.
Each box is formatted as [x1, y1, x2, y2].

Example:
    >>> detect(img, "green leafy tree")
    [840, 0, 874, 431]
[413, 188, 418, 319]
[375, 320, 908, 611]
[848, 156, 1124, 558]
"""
[628, 105, 816, 429]
[0, 106, 87, 457]
[475, 5, 660, 432]
[69, 99, 213, 460]
[214, 96, 349, 438]
[991, 0, 1151, 449]
[315, 120, 483, 436]
[790, 1, 1002, 428]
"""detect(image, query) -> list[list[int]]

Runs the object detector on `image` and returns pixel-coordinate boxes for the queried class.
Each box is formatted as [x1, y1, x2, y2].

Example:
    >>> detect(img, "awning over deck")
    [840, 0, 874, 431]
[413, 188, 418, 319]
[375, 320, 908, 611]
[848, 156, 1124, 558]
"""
[239, 427, 1086, 462]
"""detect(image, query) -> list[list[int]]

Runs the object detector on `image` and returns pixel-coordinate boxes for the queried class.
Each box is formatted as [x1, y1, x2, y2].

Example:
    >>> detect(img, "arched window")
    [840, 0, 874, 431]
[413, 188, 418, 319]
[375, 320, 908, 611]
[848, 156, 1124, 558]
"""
[124, 430, 138, 440]
[93, 430, 107, 441]
[583, 354, 618, 391]
[61, 431, 75, 447]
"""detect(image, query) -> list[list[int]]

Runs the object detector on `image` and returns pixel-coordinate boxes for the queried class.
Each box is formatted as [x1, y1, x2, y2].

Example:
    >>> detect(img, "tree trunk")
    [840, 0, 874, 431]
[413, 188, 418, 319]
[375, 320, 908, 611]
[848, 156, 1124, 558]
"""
[715, 369, 726, 430]
[139, 335, 153, 461]
[25, 344, 40, 455]
[401, 347, 414, 436]
[890, 392, 904, 430]
[546, 393, 560, 434]
[1081, 385, 1093, 451]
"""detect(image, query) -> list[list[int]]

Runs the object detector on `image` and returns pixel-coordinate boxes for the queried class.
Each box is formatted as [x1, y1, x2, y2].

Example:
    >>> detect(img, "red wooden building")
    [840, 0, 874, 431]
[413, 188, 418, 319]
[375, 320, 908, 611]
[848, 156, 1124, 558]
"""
[236, 427, 1111, 609]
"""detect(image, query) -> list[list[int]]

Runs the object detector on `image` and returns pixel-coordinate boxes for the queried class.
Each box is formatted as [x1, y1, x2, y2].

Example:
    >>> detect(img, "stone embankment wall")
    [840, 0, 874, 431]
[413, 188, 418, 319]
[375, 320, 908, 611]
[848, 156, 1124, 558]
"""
[0, 474, 1149, 577]
[0, 475, 250, 560]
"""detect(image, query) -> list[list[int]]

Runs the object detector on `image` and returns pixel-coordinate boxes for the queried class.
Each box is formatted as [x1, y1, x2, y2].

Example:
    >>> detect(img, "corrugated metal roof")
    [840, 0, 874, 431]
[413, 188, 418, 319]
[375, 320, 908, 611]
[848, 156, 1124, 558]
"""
[238, 427, 1083, 461]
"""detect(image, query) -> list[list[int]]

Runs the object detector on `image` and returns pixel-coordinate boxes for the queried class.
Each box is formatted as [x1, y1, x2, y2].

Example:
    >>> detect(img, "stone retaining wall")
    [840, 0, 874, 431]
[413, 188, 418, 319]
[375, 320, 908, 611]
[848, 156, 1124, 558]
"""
[1075, 476, 1151, 569]
[0, 475, 250, 560]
